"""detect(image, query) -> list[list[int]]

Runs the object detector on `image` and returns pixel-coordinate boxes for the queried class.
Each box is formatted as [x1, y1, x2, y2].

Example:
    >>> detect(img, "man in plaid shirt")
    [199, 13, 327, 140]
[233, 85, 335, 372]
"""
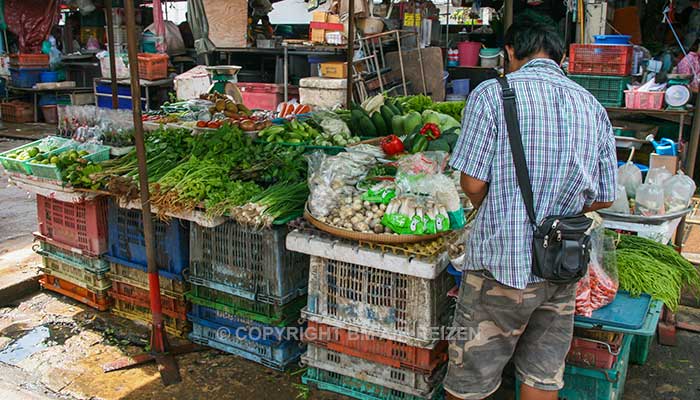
[444, 17, 617, 400]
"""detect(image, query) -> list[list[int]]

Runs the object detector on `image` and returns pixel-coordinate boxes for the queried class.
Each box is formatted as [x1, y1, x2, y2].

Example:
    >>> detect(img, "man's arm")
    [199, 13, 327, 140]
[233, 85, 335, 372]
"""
[582, 201, 613, 213]
[460, 173, 489, 209]
[586, 107, 618, 212]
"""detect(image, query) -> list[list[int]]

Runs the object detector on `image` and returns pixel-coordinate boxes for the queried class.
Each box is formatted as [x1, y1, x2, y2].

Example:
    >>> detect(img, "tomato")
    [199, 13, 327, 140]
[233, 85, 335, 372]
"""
[207, 121, 221, 129]
[196, 121, 208, 128]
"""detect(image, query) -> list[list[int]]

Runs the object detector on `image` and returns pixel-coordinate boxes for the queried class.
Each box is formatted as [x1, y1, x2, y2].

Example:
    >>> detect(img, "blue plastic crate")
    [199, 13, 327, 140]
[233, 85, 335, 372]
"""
[96, 94, 145, 110]
[302, 368, 444, 400]
[188, 316, 305, 371]
[95, 82, 132, 96]
[575, 292, 655, 333]
[188, 304, 301, 346]
[105, 201, 189, 281]
[515, 335, 632, 400]
[10, 67, 48, 88]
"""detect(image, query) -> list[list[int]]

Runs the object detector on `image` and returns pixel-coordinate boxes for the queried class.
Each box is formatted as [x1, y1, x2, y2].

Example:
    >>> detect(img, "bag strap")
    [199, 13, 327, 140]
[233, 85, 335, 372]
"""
[496, 76, 538, 226]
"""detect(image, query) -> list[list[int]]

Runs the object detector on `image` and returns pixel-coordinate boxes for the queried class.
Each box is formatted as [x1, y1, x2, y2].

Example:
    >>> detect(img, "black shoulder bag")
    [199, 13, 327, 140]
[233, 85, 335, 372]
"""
[497, 76, 592, 284]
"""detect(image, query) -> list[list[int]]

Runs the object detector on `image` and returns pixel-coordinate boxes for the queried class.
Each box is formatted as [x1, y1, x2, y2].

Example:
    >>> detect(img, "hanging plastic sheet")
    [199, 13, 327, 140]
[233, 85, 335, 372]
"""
[152, 0, 167, 53]
[5, 0, 59, 53]
[187, 0, 215, 55]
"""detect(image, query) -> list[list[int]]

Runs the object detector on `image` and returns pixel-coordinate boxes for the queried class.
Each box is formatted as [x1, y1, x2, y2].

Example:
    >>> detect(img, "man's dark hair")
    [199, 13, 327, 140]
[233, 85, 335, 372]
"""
[503, 17, 565, 63]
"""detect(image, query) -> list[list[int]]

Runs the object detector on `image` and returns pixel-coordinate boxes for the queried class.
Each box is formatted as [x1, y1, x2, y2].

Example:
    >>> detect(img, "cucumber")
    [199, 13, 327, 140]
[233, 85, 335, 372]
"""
[359, 115, 377, 137]
[391, 115, 404, 136]
[371, 112, 388, 136]
[380, 105, 395, 131]
[386, 103, 401, 116]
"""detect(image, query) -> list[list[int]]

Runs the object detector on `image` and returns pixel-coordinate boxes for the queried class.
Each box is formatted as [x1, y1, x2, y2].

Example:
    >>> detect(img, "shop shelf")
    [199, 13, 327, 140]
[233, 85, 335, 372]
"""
[28, 142, 110, 181]
[40, 256, 111, 292]
[189, 316, 305, 371]
[189, 221, 308, 305]
[630, 334, 653, 365]
[109, 280, 187, 320]
[36, 195, 109, 257]
[624, 90, 665, 110]
[0, 100, 33, 122]
[567, 332, 623, 369]
[111, 298, 190, 337]
[302, 367, 443, 400]
[9, 53, 49, 68]
[569, 75, 631, 107]
[34, 237, 110, 274]
[515, 334, 632, 400]
[303, 343, 444, 397]
[304, 320, 447, 374]
[568, 44, 633, 76]
[40, 274, 111, 311]
[10, 67, 49, 88]
[0, 136, 70, 174]
[137, 53, 168, 81]
[106, 261, 188, 298]
[105, 201, 189, 281]
[189, 303, 295, 345]
[302, 256, 454, 348]
[186, 284, 305, 327]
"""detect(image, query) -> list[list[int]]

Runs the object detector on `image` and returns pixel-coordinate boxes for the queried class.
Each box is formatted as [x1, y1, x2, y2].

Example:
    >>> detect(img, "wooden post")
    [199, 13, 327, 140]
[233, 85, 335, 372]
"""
[104, 1, 118, 109]
[346, 0, 355, 106]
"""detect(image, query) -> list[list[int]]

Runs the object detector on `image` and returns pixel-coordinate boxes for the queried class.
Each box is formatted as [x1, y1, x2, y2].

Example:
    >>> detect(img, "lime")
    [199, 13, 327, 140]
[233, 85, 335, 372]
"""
[27, 147, 39, 157]
[34, 154, 45, 162]
[78, 150, 89, 156]
[50, 156, 59, 164]
[6, 153, 16, 159]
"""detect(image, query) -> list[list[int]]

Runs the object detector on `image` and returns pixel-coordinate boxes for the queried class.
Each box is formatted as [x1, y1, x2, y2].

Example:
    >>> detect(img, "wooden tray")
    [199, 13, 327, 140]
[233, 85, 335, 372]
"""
[304, 206, 445, 244]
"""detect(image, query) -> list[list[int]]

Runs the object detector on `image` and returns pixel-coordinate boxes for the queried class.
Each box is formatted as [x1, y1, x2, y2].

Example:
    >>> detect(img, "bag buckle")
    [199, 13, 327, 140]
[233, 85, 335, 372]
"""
[543, 235, 549, 248]
[502, 87, 516, 100]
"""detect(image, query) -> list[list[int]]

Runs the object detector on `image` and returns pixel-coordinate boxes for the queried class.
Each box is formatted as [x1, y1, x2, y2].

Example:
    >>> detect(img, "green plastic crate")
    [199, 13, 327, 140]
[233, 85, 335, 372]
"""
[515, 335, 632, 400]
[28, 143, 110, 181]
[630, 334, 653, 365]
[302, 367, 444, 400]
[569, 75, 632, 107]
[0, 136, 70, 174]
[185, 284, 305, 327]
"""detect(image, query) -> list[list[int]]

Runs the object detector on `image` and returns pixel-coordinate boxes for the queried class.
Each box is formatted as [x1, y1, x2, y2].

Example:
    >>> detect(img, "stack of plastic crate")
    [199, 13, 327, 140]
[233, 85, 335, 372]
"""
[185, 220, 309, 370]
[104, 200, 191, 337]
[286, 231, 454, 400]
[34, 194, 111, 311]
[568, 43, 634, 108]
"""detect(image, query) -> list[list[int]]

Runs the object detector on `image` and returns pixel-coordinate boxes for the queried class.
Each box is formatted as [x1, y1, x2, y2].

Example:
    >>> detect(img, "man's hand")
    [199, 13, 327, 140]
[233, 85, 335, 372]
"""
[583, 201, 613, 213]
[460, 173, 489, 209]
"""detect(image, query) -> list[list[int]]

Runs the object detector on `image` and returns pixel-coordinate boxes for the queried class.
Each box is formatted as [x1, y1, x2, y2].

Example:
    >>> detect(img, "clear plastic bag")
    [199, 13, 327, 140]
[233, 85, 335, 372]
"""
[635, 183, 665, 216]
[618, 161, 642, 198]
[645, 165, 673, 186]
[575, 225, 618, 316]
[608, 185, 631, 214]
[663, 172, 696, 212]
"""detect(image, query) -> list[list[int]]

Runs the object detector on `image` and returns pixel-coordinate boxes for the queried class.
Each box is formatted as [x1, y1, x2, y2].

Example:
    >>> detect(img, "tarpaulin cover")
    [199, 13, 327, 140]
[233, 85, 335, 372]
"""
[5, 0, 59, 53]
[187, 0, 215, 55]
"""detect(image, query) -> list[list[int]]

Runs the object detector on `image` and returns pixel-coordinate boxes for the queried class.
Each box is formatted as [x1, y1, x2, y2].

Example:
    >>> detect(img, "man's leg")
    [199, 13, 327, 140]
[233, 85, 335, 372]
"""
[520, 383, 558, 400]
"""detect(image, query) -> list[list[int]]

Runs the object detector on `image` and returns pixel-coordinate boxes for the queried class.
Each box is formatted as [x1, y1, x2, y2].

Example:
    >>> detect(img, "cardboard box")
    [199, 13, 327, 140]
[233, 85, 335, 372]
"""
[313, 11, 328, 22]
[649, 153, 678, 174]
[311, 29, 326, 43]
[320, 62, 348, 78]
[328, 14, 341, 23]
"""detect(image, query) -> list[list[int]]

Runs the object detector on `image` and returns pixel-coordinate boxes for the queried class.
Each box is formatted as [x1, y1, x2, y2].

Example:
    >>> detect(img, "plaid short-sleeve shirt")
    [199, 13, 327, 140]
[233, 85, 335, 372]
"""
[450, 58, 617, 289]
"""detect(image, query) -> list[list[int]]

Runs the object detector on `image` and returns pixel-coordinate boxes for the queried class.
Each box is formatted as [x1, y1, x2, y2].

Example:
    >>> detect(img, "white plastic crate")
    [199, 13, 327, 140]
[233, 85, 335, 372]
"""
[302, 255, 454, 348]
[285, 230, 448, 280]
[302, 343, 445, 397]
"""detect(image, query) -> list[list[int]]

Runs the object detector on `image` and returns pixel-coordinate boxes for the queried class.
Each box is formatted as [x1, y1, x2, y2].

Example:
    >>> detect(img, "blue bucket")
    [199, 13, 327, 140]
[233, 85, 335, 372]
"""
[451, 79, 470, 96]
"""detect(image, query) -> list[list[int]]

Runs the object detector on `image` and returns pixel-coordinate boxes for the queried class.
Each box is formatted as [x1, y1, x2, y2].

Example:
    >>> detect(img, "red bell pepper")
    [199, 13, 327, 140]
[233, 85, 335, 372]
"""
[381, 135, 405, 155]
[419, 123, 441, 140]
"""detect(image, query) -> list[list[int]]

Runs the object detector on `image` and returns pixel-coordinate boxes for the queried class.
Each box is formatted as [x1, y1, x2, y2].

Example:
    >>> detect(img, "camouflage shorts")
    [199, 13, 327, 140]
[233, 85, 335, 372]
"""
[443, 270, 576, 399]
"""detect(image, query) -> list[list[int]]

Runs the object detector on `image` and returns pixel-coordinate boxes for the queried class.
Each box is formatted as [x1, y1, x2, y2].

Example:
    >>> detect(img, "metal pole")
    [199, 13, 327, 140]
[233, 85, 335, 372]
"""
[396, 31, 408, 96]
[284, 45, 289, 102]
[105, 1, 118, 109]
[346, 0, 355, 106]
[124, 0, 169, 356]
[686, 100, 700, 178]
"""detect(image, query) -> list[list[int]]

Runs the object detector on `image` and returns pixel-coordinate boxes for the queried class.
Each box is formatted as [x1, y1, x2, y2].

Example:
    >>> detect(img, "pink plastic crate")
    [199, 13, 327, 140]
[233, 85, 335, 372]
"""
[624, 90, 665, 110]
[237, 83, 298, 111]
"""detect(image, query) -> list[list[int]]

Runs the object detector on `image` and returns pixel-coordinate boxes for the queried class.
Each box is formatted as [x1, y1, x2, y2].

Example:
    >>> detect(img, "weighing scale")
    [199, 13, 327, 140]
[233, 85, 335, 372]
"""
[205, 65, 244, 104]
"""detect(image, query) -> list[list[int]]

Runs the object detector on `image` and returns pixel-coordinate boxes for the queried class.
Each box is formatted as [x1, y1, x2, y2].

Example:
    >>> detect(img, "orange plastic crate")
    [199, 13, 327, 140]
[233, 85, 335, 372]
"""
[36, 195, 109, 257]
[9, 53, 49, 68]
[569, 44, 633, 76]
[109, 279, 188, 320]
[304, 320, 448, 374]
[137, 53, 168, 81]
[40, 274, 111, 311]
[1, 101, 33, 123]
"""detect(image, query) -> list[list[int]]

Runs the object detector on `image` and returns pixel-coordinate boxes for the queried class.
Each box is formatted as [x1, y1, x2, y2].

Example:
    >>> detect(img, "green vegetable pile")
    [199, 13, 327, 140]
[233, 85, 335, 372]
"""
[257, 118, 361, 147]
[395, 95, 465, 122]
[608, 232, 700, 311]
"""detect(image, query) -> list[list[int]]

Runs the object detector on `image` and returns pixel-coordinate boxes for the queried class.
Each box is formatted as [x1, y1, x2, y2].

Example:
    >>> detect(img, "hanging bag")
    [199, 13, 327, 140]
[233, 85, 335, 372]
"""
[497, 76, 592, 284]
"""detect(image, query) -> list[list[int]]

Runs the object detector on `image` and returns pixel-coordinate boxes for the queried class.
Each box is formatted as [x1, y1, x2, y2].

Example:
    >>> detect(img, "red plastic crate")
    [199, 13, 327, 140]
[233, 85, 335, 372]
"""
[567, 332, 624, 369]
[37, 195, 109, 257]
[569, 44, 633, 76]
[40, 274, 111, 311]
[303, 320, 447, 374]
[237, 83, 299, 111]
[109, 279, 188, 320]
[1, 101, 33, 123]
[137, 53, 168, 81]
[624, 90, 665, 110]
[10, 53, 49, 68]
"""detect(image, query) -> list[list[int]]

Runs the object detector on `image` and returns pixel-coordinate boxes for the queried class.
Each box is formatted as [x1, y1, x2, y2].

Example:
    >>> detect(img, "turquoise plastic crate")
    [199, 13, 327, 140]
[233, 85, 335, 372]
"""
[0, 136, 70, 174]
[302, 367, 444, 400]
[28, 143, 110, 181]
[34, 238, 110, 274]
[630, 334, 653, 365]
[515, 335, 632, 400]
[569, 75, 632, 107]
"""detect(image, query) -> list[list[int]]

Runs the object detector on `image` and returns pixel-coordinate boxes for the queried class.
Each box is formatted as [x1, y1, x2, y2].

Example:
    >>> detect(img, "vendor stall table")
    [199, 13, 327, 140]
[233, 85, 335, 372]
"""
[606, 107, 691, 144]
[7, 85, 93, 122]
[63, 61, 101, 87]
[93, 77, 173, 111]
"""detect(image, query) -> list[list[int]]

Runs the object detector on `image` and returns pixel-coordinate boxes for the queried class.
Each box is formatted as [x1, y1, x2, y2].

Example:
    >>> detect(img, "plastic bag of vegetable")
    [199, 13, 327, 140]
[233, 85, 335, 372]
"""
[645, 165, 673, 186]
[608, 185, 630, 214]
[575, 223, 618, 316]
[381, 195, 445, 235]
[635, 183, 665, 216]
[361, 181, 396, 204]
[663, 171, 696, 212]
[618, 161, 642, 198]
